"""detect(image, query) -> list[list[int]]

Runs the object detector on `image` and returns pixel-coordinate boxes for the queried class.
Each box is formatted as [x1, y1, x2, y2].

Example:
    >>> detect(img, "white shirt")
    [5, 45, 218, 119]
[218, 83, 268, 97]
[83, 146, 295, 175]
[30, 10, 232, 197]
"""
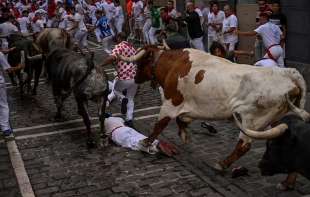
[222, 14, 238, 43]
[31, 19, 45, 33]
[0, 22, 18, 36]
[87, 4, 97, 25]
[64, 14, 74, 31]
[114, 6, 124, 20]
[254, 22, 282, 49]
[58, 9, 67, 29]
[208, 11, 225, 36]
[17, 16, 30, 33]
[168, 8, 177, 19]
[195, 8, 204, 26]
[132, 1, 143, 19]
[74, 13, 87, 31]
[101, 2, 115, 21]
[201, 7, 210, 27]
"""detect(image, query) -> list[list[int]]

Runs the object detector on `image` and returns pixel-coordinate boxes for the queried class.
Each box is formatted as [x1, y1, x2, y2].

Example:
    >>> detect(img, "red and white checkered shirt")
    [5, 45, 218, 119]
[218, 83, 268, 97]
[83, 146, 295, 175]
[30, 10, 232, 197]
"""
[111, 41, 137, 80]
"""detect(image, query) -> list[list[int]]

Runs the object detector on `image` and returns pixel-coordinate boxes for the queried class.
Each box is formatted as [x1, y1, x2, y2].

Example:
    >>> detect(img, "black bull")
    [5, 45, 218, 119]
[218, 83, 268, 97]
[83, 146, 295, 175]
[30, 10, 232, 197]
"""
[7, 34, 43, 95]
[259, 115, 310, 190]
[46, 48, 109, 147]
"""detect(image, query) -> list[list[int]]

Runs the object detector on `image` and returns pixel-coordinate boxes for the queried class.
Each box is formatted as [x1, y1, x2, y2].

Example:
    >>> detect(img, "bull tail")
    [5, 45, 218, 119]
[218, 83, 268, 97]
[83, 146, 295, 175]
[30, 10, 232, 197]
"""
[283, 68, 307, 109]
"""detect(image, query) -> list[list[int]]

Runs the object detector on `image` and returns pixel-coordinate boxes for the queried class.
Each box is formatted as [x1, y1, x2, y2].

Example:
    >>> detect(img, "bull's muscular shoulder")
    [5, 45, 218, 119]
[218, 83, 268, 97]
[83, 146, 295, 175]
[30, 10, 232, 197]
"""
[158, 49, 231, 106]
[157, 50, 193, 106]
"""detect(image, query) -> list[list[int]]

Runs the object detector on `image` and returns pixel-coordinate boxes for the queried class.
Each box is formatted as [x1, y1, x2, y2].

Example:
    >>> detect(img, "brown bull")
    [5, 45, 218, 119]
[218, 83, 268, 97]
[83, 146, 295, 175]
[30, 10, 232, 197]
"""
[117, 46, 310, 171]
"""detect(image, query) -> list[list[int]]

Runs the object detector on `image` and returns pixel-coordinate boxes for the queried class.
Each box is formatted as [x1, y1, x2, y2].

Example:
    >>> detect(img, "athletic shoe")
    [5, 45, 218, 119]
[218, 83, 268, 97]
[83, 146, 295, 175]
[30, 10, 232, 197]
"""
[3, 129, 14, 140]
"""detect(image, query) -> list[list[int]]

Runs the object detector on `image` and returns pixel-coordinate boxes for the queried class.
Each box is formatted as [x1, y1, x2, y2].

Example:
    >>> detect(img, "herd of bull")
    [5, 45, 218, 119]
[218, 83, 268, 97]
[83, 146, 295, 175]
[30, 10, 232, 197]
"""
[6, 28, 310, 191]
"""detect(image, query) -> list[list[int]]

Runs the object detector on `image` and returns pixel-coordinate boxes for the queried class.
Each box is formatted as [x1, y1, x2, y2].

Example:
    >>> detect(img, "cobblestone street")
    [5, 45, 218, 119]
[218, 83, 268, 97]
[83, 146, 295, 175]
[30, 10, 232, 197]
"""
[1, 44, 310, 197]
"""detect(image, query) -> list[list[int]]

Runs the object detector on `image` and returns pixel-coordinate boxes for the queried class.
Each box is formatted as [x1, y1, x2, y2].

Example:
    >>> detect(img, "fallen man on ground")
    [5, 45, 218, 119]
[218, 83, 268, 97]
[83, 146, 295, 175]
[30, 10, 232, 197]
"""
[104, 115, 178, 156]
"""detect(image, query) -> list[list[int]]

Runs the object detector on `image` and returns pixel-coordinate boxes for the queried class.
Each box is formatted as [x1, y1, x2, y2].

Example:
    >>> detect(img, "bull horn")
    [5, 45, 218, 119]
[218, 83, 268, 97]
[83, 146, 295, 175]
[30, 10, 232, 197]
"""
[233, 113, 288, 139]
[27, 54, 43, 61]
[162, 39, 171, 50]
[117, 49, 146, 62]
[286, 94, 310, 122]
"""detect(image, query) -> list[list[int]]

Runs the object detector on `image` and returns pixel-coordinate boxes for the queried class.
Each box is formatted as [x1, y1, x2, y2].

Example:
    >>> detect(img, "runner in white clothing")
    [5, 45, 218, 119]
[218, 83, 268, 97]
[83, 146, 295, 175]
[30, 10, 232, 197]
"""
[207, 1, 225, 49]
[222, 5, 238, 52]
[17, 10, 30, 34]
[0, 16, 18, 50]
[69, 4, 90, 53]
[104, 116, 178, 156]
[237, 12, 284, 67]
[113, 0, 124, 34]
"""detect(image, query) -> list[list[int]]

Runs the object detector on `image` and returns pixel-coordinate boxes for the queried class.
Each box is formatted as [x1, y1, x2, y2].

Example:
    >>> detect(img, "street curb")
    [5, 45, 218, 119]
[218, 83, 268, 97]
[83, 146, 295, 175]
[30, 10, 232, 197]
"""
[6, 139, 35, 197]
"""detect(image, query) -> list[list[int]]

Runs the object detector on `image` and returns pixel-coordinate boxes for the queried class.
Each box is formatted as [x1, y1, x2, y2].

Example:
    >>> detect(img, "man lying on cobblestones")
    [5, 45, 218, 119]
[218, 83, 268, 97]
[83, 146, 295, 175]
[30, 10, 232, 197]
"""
[104, 114, 178, 156]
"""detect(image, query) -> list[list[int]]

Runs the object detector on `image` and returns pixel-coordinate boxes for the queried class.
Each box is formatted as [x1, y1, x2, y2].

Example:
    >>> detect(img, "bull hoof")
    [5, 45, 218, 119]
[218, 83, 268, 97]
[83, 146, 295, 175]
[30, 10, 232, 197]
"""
[180, 132, 190, 144]
[214, 163, 225, 172]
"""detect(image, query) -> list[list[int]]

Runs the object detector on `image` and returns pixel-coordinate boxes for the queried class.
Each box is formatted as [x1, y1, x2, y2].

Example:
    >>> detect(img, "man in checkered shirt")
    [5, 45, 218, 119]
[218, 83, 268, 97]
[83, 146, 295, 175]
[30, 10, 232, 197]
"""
[101, 32, 138, 128]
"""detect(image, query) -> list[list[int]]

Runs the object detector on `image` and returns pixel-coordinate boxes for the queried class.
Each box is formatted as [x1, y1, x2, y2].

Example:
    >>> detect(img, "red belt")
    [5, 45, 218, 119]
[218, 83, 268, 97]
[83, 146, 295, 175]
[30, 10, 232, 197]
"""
[266, 44, 281, 61]
[111, 126, 124, 135]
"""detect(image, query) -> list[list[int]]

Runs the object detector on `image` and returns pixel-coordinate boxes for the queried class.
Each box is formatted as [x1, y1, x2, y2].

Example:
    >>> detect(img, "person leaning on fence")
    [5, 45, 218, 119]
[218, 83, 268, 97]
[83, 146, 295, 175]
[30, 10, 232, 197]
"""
[164, 22, 190, 49]
[177, 1, 204, 51]
[237, 12, 284, 67]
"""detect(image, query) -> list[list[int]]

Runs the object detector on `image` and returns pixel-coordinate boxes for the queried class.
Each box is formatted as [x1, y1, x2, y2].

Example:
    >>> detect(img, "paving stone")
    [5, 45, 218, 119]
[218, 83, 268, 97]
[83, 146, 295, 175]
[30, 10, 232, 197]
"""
[36, 186, 59, 195]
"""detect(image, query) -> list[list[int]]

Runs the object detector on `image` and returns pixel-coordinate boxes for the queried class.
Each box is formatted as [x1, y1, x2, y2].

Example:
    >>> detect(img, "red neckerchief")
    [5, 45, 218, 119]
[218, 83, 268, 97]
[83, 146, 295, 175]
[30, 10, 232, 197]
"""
[213, 10, 219, 16]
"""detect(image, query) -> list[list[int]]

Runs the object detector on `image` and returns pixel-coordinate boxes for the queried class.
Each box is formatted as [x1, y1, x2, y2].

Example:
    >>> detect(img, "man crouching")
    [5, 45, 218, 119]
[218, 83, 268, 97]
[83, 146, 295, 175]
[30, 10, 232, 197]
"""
[104, 115, 178, 156]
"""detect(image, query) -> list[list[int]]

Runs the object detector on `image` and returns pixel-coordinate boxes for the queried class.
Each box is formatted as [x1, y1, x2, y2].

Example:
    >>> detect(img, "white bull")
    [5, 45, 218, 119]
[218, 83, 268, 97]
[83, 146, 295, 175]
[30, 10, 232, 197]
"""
[117, 46, 310, 170]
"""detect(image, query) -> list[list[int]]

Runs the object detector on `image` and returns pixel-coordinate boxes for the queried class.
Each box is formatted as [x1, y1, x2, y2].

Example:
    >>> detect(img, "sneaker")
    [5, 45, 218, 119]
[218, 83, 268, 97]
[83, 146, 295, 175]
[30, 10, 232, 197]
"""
[121, 98, 128, 115]
[3, 129, 14, 140]
[124, 120, 134, 128]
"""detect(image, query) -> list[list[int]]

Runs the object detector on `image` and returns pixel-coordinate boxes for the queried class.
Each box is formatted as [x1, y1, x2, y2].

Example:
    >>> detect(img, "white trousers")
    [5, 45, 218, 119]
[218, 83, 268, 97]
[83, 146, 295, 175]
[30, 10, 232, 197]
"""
[74, 30, 88, 48]
[96, 33, 113, 53]
[108, 79, 137, 121]
[143, 19, 152, 44]
[0, 84, 10, 131]
[224, 41, 237, 52]
[114, 18, 124, 34]
[112, 126, 159, 154]
[190, 36, 204, 51]
[149, 27, 159, 45]
[264, 45, 284, 68]
[254, 58, 278, 68]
